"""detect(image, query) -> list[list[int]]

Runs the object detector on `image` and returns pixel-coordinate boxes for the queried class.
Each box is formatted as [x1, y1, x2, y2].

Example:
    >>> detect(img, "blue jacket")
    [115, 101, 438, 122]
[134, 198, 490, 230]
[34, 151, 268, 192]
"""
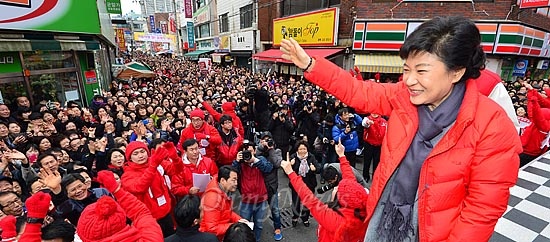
[332, 114, 362, 152]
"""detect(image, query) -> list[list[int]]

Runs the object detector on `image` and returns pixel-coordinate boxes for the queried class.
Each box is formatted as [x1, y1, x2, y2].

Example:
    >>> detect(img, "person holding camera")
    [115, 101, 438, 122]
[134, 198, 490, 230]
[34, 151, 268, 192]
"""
[288, 140, 320, 227]
[257, 132, 283, 241]
[332, 108, 362, 167]
[267, 108, 294, 158]
[231, 140, 273, 242]
[295, 101, 320, 149]
[319, 161, 368, 202]
[315, 114, 337, 177]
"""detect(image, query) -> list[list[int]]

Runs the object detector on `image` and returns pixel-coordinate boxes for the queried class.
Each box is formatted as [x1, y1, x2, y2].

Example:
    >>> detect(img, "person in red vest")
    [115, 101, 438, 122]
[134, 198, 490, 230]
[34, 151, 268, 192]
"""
[171, 138, 218, 199]
[178, 108, 222, 160]
[361, 113, 387, 182]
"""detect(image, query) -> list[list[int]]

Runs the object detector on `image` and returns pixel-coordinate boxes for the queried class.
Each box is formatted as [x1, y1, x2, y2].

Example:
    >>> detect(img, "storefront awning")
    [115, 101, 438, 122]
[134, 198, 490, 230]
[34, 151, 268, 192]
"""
[0, 39, 100, 52]
[253, 48, 343, 63]
[184, 49, 213, 57]
[354, 54, 404, 73]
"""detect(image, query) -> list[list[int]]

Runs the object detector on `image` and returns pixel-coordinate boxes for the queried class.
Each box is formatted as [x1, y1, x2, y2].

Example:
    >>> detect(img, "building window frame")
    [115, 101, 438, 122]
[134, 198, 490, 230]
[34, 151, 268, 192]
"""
[240, 4, 254, 29]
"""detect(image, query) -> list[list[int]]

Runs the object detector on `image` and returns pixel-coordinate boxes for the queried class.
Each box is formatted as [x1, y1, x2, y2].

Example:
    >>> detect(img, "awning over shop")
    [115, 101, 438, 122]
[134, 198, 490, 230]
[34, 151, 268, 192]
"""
[354, 54, 404, 73]
[211, 53, 229, 63]
[184, 49, 213, 57]
[116, 62, 156, 80]
[0, 39, 100, 52]
[253, 48, 343, 63]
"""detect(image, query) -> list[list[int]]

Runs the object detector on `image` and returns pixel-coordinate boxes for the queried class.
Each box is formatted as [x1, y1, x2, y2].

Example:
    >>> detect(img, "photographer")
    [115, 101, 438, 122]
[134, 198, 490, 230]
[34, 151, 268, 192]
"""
[267, 108, 294, 157]
[332, 108, 362, 167]
[315, 114, 336, 177]
[318, 161, 368, 202]
[295, 100, 320, 149]
[256, 132, 283, 240]
[232, 140, 273, 242]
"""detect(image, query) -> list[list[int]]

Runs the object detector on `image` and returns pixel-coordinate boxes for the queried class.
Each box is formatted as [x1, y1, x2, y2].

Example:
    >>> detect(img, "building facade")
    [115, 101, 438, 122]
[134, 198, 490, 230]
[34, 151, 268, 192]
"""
[0, 0, 115, 107]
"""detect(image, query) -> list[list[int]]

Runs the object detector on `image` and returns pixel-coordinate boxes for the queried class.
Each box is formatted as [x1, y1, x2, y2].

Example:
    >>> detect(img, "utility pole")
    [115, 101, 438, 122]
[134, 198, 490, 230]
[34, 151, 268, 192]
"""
[172, 0, 182, 55]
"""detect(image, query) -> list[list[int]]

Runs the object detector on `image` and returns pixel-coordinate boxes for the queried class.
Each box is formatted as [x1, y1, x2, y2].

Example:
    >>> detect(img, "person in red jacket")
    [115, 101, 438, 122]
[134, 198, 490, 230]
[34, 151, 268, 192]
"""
[76, 170, 164, 242]
[171, 138, 218, 199]
[200, 165, 248, 241]
[280, 16, 521, 241]
[178, 108, 222, 160]
[121, 141, 184, 237]
[200, 96, 245, 138]
[361, 113, 387, 182]
[519, 86, 550, 166]
[281, 140, 369, 242]
[217, 115, 243, 166]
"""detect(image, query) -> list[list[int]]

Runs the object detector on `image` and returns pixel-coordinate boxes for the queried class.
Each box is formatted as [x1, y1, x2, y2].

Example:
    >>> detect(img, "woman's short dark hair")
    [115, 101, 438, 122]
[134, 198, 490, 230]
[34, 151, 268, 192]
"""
[107, 148, 126, 163]
[294, 140, 309, 152]
[174, 195, 200, 228]
[399, 16, 486, 82]
[223, 222, 255, 242]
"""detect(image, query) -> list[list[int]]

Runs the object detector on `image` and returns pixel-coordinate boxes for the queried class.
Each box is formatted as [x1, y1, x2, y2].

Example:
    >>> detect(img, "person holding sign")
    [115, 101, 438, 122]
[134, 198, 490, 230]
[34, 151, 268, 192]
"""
[280, 16, 521, 241]
[281, 139, 369, 242]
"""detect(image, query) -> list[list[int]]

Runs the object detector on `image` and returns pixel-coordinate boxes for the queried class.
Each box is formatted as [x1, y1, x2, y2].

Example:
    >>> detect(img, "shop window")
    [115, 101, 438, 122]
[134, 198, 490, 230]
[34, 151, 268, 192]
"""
[23, 51, 75, 71]
[195, 23, 210, 38]
[29, 72, 80, 105]
[240, 4, 254, 29]
[283, 0, 327, 16]
[219, 13, 229, 33]
[0, 77, 26, 106]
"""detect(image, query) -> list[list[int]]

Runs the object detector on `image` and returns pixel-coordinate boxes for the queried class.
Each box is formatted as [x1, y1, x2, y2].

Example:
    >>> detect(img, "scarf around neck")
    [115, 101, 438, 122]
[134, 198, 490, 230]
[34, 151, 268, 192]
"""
[377, 81, 466, 241]
[297, 153, 309, 177]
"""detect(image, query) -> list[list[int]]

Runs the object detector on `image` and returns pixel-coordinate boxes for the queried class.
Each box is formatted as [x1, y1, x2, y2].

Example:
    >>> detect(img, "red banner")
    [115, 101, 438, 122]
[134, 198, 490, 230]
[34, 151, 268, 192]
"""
[169, 13, 176, 34]
[520, 0, 550, 8]
[184, 0, 192, 18]
[115, 28, 126, 52]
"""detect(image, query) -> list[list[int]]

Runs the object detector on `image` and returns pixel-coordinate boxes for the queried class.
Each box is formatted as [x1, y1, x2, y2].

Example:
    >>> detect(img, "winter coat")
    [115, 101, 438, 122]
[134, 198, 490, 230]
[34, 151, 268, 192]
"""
[332, 114, 362, 152]
[362, 115, 387, 146]
[202, 101, 245, 138]
[267, 116, 294, 148]
[121, 159, 183, 219]
[295, 110, 321, 146]
[521, 89, 550, 156]
[232, 156, 273, 204]
[199, 179, 241, 241]
[287, 156, 368, 242]
[55, 188, 111, 225]
[256, 146, 283, 198]
[171, 154, 218, 199]
[304, 57, 522, 241]
[217, 128, 243, 166]
[178, 123, 222, 160]
[290, 152, 320, 191]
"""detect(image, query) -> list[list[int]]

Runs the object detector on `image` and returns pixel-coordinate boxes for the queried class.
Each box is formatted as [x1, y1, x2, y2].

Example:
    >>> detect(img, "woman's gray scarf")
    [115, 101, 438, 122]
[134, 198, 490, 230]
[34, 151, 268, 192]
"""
[377, 81, 466, 241]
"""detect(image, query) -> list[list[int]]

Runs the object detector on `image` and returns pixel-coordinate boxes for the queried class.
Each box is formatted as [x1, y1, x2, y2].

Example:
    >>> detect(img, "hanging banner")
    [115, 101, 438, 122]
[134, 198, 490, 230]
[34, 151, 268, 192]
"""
[187, 21, 195, 49]
[184, 0, 193, 18]
[115, 28, 126, 51]
[133, 32, 176, 43]
[161, 22, 168, 34]
[519, 0, 550, 9]
[149, 15, 155, 33]
[169, 13, 176, 34]
[513, 60, 529, 76]
[273, 8, 339, 46]
[106, 0, 122, 14]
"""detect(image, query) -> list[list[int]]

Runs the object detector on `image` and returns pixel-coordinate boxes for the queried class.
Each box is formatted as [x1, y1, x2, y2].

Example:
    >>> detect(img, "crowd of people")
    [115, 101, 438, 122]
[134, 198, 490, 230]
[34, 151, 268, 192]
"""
[0, 15, 545, 242]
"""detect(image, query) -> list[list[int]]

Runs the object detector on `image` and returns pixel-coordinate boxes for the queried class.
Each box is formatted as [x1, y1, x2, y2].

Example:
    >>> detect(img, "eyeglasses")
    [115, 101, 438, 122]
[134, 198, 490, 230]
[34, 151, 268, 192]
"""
[1, 197, 22, 208]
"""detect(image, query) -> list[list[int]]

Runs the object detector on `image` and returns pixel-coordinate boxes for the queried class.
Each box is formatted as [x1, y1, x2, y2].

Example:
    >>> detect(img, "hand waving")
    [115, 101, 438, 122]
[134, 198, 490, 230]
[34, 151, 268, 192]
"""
[280, 38, 312, 71]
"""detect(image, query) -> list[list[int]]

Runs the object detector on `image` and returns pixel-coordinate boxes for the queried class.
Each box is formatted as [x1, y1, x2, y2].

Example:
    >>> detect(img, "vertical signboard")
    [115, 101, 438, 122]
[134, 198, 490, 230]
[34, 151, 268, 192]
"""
[187, 22, 195, 48]
[184, 0, 193, 18]
[149, 15, 155, 33]
[115, 28, 126, 51]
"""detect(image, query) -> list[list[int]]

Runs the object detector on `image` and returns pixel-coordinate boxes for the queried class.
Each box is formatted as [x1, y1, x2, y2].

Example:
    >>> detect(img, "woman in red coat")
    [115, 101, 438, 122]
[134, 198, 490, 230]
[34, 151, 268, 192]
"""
[280, 16, 521, 241]
[121, 141, 184, 237]
[281, 140, 369, 242]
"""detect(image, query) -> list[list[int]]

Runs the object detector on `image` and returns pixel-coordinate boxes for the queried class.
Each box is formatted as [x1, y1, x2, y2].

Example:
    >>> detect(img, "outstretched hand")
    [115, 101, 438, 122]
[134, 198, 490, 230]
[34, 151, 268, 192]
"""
[335, 138, 345, 157]
[280, 38, 312, 70]
[281, 152, 294, 175]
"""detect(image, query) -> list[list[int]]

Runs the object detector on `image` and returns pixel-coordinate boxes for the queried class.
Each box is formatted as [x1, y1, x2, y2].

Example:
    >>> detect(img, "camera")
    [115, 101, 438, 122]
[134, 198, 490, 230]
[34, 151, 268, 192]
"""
[266, 138, 275, 147]
[316, 183, 336, 194]
[347, 121, 356, 130]
[242, 150, 252, 161]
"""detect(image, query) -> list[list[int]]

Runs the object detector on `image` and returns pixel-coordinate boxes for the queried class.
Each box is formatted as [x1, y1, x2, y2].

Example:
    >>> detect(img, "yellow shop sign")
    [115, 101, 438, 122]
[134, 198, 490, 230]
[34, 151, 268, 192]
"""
[273, 8, 339, 46]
